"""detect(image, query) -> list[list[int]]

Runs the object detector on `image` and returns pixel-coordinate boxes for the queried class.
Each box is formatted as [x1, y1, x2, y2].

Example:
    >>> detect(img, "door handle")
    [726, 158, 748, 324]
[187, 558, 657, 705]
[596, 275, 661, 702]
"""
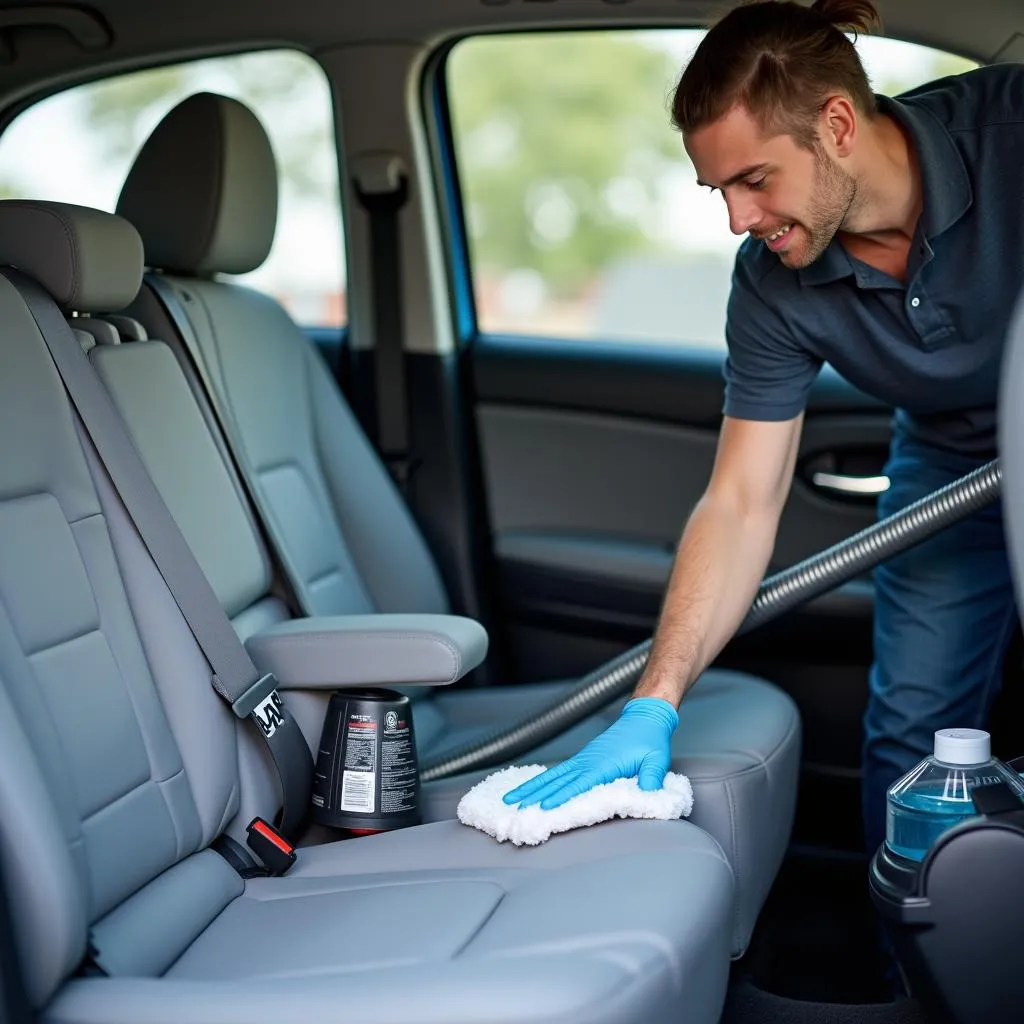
[811, 471, 890, 496]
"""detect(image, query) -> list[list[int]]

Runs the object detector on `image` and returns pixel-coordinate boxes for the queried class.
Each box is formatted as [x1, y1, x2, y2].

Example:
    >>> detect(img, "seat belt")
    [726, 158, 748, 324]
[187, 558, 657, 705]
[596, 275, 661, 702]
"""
[144, 272, 311, 619]
[352, 153, 415, 494]
[7, 269, 313, 841]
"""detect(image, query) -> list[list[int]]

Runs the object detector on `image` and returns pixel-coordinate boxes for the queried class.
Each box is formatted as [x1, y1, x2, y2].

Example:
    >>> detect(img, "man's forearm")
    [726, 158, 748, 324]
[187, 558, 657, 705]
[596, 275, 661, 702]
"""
[633, 494, 778, 707]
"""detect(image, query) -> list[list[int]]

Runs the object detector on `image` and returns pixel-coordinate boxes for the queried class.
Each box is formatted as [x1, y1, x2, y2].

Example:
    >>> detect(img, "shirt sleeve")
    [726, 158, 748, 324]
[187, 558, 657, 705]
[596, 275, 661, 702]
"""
[722, 253, 823, 422]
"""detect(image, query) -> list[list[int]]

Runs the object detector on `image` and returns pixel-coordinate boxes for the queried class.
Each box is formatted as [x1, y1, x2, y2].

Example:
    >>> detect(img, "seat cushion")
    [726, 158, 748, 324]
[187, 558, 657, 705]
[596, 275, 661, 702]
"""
[418, 668, 801, 957]
[48, 820, 734, 1024]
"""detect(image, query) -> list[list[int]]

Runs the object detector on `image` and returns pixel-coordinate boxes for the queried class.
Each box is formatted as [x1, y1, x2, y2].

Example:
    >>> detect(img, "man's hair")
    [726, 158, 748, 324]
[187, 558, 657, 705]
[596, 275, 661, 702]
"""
[672, 0, 882, 148]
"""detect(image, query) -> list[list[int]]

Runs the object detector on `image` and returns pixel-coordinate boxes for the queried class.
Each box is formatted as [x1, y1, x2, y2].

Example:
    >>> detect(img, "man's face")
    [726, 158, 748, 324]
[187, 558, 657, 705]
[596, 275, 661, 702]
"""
[685, 104, 857, 269]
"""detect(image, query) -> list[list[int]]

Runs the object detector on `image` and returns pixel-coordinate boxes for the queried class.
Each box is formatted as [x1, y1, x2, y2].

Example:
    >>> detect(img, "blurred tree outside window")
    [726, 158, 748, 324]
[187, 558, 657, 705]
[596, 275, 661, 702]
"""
[446, 30, 977, 349]
[0, 49, 345, 327]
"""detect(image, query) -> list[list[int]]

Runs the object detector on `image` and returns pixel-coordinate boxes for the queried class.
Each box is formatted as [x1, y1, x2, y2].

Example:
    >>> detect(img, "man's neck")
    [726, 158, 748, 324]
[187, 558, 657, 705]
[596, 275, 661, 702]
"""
[841, 114, 922, 241]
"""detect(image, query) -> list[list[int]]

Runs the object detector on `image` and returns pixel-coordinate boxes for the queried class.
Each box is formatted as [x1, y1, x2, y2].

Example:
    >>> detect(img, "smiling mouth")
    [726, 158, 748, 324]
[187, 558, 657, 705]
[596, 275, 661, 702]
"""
[759, 224, 793, 251]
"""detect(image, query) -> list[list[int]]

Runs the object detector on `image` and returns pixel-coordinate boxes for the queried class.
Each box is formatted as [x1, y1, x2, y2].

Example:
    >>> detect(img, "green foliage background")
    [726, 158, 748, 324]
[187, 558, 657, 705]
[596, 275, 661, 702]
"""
[448, 33, 683, 298]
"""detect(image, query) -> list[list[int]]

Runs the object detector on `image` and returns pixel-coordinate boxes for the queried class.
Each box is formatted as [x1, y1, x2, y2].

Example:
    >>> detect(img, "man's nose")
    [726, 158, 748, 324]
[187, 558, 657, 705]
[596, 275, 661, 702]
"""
[726, 193, 762, 236]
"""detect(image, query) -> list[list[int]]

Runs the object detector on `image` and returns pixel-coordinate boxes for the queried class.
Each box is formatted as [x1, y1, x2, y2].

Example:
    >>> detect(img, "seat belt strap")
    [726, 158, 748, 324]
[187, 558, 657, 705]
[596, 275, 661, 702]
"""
[144, 272, 310, 618]
[353, 153, 415, 493]
[7, 269, 313, 840]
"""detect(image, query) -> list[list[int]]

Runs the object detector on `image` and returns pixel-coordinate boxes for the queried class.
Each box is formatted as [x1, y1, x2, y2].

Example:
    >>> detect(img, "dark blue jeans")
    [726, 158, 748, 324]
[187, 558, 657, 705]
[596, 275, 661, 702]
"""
[862, 436, 1017, 861]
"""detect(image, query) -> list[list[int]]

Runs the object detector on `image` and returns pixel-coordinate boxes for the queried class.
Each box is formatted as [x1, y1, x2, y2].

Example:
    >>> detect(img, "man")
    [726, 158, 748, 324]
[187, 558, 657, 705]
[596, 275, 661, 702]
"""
[504, 0, 1024, 867]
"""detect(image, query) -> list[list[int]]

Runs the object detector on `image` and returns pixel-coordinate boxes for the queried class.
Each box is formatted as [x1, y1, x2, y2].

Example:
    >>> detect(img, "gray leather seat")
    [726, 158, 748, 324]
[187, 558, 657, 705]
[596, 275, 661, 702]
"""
[114, 92, 801, 955]
[0, 200, 735, 1023]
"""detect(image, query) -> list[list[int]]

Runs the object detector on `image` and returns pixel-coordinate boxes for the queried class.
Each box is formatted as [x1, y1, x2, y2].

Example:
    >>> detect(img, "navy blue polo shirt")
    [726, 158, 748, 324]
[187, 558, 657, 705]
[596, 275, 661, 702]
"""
[723, 63, 1024, 457]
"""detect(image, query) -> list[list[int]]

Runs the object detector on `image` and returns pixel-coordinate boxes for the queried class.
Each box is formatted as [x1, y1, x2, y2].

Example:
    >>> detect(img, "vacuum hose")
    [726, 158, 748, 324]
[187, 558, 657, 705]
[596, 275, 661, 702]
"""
[421, 457, 1002, 781]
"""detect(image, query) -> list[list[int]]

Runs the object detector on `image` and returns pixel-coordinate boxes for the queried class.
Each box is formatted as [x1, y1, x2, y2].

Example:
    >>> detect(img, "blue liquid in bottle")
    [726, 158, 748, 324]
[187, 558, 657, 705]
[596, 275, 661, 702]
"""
[885, 787, 977, 862]
[884, 729, 1024, 863]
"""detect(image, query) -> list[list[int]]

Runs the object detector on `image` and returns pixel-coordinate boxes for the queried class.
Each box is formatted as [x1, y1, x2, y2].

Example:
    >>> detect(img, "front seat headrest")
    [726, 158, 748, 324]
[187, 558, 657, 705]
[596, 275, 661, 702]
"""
[116, 92, 278, 277]
[0, 200, 143, 311]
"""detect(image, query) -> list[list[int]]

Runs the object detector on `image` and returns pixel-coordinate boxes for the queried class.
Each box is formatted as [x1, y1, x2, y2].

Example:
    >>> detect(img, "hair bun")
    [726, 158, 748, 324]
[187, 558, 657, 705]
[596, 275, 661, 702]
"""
[810, 0, 883, 34]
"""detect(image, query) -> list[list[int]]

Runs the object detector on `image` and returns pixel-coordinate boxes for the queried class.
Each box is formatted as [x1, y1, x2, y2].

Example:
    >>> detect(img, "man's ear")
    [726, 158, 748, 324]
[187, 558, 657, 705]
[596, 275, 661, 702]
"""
[820, 95, 857, 157]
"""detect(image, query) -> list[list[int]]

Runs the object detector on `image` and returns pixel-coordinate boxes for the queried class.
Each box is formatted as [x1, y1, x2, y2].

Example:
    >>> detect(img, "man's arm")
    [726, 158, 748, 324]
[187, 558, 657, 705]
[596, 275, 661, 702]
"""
[634, 412, 804, 708]
[503, 412, 803, 810]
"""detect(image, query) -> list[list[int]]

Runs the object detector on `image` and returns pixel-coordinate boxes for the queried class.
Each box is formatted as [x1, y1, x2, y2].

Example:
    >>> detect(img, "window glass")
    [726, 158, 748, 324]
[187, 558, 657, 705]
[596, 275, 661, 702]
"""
[447, 31, 976, 348]
[0, 50, 346, 327]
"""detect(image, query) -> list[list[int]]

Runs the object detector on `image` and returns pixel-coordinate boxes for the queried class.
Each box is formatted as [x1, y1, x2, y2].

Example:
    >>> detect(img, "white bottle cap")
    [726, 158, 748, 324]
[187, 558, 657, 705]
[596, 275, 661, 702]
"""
[933, 728, 991, 765]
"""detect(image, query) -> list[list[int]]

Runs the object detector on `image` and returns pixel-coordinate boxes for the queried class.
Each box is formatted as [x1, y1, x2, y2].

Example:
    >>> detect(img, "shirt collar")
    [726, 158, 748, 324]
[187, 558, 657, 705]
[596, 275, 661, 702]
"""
[798, 91, 973, 288]
[798, 238, 855, 287]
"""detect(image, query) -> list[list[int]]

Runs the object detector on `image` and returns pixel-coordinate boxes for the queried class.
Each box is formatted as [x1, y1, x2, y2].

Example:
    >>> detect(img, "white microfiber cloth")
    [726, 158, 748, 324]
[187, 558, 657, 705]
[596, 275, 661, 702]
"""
[456, 764, 694, 846]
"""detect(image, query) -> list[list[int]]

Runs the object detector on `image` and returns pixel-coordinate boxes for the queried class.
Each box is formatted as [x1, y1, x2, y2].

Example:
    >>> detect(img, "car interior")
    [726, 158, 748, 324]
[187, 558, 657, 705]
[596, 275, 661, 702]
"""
[0, 1, 1020, 1022]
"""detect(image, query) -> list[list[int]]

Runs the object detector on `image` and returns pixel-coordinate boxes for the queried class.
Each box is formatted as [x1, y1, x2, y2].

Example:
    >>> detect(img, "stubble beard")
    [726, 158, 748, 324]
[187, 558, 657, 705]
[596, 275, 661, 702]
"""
[780, 146, 859, 269]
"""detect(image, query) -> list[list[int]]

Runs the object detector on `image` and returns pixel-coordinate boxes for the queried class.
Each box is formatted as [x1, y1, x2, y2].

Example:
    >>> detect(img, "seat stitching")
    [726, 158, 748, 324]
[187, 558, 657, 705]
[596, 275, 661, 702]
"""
[724, 777, 741, 946]
[79, 766, 188, 825]
[23, 624, 100, 660]
[305, 566, 342, 589]
[245, 875, 513, 901]
[451, 890, 507, 957]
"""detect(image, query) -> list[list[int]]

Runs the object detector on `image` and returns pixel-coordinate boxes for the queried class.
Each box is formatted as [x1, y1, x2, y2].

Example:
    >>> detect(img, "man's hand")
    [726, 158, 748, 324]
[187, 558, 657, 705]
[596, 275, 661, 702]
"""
[501, 697, 679, 811]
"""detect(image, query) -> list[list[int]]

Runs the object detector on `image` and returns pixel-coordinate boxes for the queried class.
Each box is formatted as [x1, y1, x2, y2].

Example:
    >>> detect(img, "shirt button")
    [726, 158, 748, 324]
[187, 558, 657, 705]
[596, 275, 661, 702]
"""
[910, 297, 921, 307]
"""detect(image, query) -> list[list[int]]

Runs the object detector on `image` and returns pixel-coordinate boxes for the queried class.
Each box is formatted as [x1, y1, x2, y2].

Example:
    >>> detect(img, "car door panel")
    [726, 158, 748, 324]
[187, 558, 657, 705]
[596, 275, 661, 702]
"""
[474, 337, 890, 642]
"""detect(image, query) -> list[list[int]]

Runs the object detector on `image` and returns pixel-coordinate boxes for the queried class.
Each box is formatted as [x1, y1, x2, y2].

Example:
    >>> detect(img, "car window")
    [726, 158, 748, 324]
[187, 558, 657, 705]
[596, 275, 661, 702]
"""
[446, 30, 977, 349]
[0, 49, 346, 328]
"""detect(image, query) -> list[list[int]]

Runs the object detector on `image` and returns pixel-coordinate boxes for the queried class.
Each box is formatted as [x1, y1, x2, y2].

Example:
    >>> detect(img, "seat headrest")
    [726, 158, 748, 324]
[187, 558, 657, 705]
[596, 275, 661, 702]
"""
[116, 92, 278, 276]
[0, 200, 143, 311]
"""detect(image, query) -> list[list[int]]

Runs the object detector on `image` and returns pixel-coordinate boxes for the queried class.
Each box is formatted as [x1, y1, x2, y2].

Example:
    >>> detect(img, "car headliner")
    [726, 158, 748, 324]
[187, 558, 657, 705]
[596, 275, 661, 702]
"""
[0, 0, 1013, 115]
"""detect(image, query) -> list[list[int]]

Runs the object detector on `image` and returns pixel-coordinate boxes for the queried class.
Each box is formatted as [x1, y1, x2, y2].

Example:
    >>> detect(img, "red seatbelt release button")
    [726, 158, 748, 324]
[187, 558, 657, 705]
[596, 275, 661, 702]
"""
[245, 817, 296, 876]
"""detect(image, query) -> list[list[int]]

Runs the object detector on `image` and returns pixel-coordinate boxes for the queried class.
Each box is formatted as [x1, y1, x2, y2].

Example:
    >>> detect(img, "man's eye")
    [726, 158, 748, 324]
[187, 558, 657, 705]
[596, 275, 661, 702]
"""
[747, 177, 767, 191]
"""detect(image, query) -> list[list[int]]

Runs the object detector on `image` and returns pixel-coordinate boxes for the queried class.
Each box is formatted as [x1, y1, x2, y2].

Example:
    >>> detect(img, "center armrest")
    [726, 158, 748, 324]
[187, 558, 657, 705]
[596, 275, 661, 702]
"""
[244, 614, 489, 689]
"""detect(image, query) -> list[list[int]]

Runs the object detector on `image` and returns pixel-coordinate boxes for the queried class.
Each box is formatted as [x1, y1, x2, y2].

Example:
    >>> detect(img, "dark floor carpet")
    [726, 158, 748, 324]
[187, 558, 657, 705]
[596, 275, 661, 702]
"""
[720, 980, 930, 1024]
[740, 847, 893, 1004]
[715, 843, 941, 1021]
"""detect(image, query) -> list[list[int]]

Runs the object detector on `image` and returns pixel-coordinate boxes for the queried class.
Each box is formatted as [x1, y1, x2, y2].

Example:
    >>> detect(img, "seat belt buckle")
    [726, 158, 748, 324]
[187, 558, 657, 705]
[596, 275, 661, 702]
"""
[245, 817, 297, 876]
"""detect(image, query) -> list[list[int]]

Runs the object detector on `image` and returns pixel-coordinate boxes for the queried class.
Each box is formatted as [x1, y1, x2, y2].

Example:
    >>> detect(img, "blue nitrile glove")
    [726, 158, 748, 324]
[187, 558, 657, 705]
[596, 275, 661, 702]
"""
[502, 697, 679, 811]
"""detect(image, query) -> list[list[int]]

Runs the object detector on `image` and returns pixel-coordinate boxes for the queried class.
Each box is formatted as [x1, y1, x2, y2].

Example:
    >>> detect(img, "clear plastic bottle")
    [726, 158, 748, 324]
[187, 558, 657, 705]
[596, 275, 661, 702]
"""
[885, 728, 1024, 862]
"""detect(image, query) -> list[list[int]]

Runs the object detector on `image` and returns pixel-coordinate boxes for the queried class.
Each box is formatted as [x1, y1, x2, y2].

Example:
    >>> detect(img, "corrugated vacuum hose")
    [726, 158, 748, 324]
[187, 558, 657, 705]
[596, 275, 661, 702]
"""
[421, 458, 1002, 782]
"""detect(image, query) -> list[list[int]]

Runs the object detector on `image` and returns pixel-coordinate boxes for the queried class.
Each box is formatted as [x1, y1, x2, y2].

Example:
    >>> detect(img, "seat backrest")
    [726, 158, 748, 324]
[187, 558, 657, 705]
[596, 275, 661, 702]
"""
[0, 201, 249, 1007]
[116, 93, 450, 620]
[83, 280, 304, 826]
[1000, 290, 1024, 618]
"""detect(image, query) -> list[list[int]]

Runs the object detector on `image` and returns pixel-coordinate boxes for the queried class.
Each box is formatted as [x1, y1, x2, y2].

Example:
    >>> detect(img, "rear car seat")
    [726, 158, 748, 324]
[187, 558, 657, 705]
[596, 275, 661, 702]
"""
[0, 199, 736, 1023]
[114, 92, 801, 956]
